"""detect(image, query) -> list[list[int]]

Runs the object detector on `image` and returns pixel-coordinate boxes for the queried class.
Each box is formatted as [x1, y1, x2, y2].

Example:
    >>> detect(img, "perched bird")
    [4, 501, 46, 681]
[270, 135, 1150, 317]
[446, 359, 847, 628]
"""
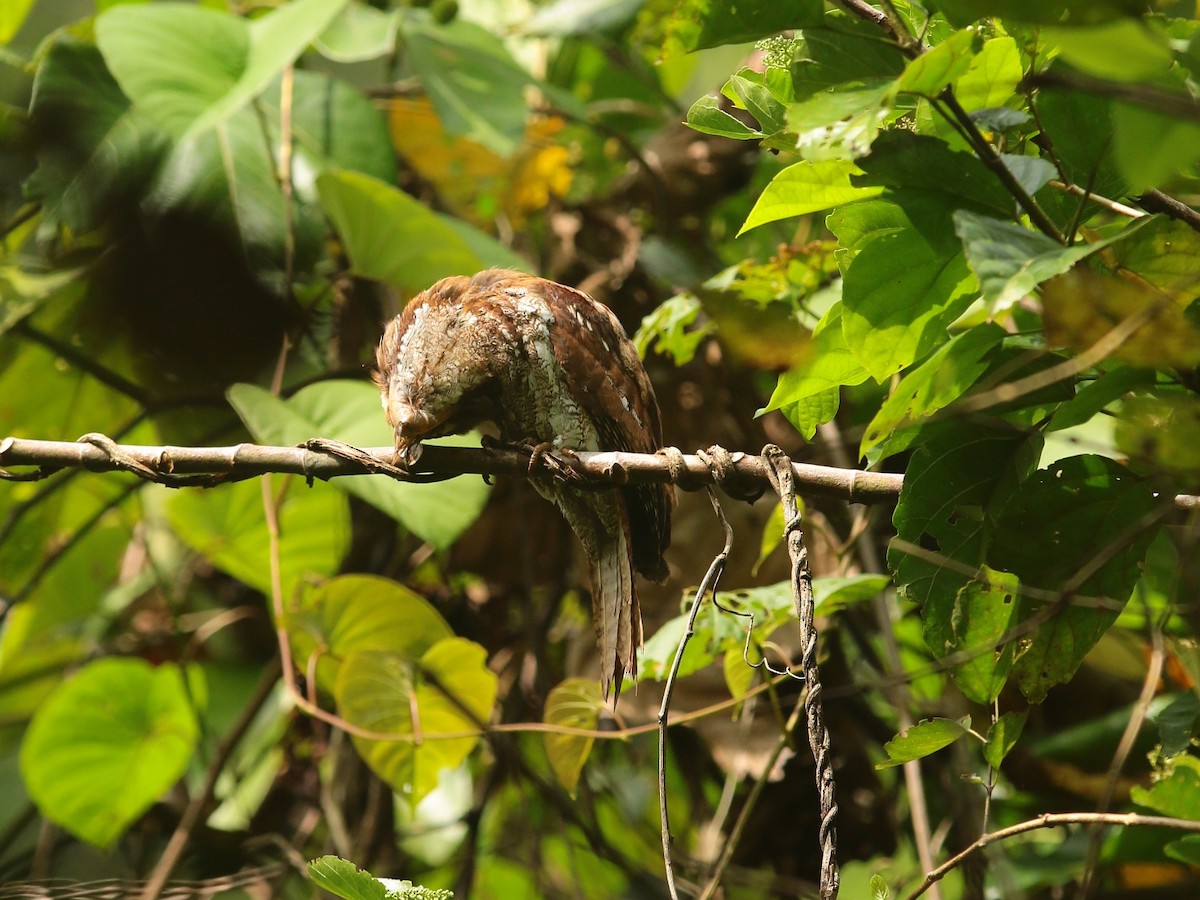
[374, 269, 672, 698]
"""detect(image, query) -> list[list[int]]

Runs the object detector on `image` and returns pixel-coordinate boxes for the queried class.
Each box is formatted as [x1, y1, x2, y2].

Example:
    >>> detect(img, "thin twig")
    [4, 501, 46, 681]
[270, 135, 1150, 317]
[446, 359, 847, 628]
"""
[907, 812, 1200, 899]
[139, 660, 282, 900]
[696, 690, 806, 900]
[1077, 617, 1168, 897]
[659, 486, 733, 900]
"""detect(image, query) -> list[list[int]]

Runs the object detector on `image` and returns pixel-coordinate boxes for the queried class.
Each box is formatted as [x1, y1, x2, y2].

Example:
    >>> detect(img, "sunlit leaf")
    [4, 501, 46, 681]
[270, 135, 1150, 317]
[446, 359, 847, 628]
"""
[952, 36, 1021, 111]
[739, 160, 885, 235]
[286, 574, 452, 694]
[1130, 755, 1200, 819]
[637, 0, 821, 58]
[877, 716, 971, 768]
[316, 2, 399, 63]
[21, 658, 201, 848]
[861, 323, 1005, 459]
[542, 678, 604, 795]
[337, 640, 497, 802]
[897, 28, 977, 96]
[307, 856, 386, 900]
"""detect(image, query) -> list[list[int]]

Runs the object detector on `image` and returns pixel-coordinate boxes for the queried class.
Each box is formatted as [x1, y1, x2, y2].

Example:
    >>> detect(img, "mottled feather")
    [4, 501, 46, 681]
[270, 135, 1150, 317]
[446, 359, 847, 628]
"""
[374, 269, 673, 698]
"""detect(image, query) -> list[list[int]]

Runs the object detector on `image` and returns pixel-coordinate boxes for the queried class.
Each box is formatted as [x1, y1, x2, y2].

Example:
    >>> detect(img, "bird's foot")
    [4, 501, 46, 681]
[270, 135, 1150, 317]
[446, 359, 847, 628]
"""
[524, 441, 583, 483]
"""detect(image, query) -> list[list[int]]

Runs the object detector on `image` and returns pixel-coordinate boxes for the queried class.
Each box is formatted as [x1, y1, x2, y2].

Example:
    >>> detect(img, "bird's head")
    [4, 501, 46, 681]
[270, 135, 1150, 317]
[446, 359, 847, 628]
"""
[374, 276, 503, 467]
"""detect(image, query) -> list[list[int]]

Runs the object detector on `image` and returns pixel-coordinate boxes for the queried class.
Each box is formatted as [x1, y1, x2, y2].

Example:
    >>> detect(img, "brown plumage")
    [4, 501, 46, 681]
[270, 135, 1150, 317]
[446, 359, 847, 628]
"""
[373, 269, 672, 698]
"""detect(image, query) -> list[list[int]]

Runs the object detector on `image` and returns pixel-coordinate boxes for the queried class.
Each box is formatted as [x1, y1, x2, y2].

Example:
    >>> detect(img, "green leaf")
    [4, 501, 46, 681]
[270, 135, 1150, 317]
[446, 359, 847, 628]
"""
[228, 380, 489, 550]
[25, 38, 166, 236]
[633, 293, 712, 366]
[889, 423, 1038, 647]
[317, 170, 489, 294]
[337, 639, 498, 802]
[993, 455, 1161, 703]
[861, 323, 1005, 459]
[307, 856, 386, 900]
[1046, 367, 1154, 433]
[165, 475, 349, 600]
[952, 36, 1021, 111]
[686, 95, 763, 140]
[286, 574, 452, 695]
[752, 500, 787, 576]
[0, 0, 35, 43]
[1043, 20, 1172, 83]
[897, 28, 977, 96]
[1113, 215, 1200, 297]
[1130, 755, 1200, 819]
[788, 79, 896, 162]
[20, 658, 200, 848]
[402, 16, 534, 157]
[869, 873, 891, 900]
[1112, 100, 1200, 195]
[639, 0, 821, 57]
[877, 716, 971, 768]
[952, 209, 1130, 313]
[1165, 835, 1200, 867]
[855, 131, 1014, 216]
[739, 160, 885, 235]
[928, 0, 1141, 26]
[761, 303, 869, 438]
[947, 566, 1020, 704]
[1035, 87, 1126, 199]
[1156, 693, 1200, 758]
[840, 229, 978, 379]
[316, 2, 400, 63]
[542, 678, 603, 796]
[984, 710, 1027, 769]
[725, 70, 789, 134]
[97, 0, 348, 138]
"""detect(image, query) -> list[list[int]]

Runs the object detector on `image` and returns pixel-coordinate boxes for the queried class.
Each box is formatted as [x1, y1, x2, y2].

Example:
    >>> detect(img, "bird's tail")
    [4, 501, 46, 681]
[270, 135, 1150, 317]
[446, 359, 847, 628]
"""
[592, 519, 642, 702]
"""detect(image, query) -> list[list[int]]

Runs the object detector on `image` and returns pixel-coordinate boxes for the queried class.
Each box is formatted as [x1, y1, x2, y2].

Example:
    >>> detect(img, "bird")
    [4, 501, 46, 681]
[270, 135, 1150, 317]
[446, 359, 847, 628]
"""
[373, 269, 673, 699]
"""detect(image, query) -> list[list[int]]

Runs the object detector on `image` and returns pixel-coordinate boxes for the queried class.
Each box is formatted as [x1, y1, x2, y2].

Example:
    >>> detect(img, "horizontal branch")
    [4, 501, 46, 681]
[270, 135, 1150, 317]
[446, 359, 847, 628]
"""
[2, 435, 1197, 510]
[0, 435, 905, 504]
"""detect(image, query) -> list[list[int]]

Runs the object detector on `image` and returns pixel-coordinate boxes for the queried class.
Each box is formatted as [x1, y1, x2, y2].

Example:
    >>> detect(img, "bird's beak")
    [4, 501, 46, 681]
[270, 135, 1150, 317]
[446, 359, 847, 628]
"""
[389, 401, 442, 468]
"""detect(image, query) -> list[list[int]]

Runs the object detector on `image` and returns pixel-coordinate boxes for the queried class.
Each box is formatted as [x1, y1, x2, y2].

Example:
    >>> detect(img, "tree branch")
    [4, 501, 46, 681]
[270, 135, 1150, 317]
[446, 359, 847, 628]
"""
[3, 435, 1197, 511]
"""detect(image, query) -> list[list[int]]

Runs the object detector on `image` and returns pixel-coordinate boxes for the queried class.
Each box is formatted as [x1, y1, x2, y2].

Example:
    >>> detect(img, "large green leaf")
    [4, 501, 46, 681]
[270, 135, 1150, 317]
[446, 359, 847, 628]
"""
[840, 229, 978, 379]
[165, 475, 349, 600]
[316, 170, 522, 295]
[20, 658, 200, 848]
[952, 36, 1021, 111]
[337, 640, 498, 802]
[952, 209, 1136, 312]
[307, 857, 387, 900]
[96, 0, 348, 138]
[25, 38, 166, 236]
[401, 15, 534, 157]
[739, 160, 885, 235]
[889, 423, 1039, 657]
[861, 323, 1005, 460]
[1043, 20, 1172, 83]
[993, 455, 1161, 702]
[228, 380, 490, 550]
[286, 574, 452, 694]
